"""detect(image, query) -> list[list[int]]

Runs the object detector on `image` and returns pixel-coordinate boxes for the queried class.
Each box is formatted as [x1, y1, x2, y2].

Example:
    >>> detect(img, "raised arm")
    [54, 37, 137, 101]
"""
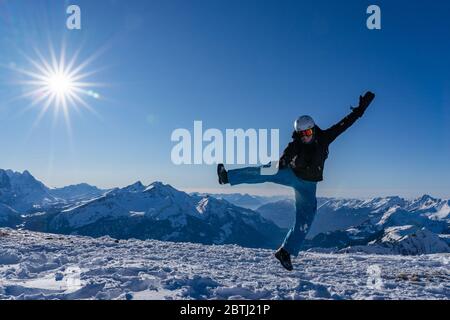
[324, 91, 375, 144]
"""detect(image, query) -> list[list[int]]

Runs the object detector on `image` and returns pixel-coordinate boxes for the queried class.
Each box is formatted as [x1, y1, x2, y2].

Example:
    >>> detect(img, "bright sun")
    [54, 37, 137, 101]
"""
[47, 72, 74, 96]
[11, 44, 102, 130]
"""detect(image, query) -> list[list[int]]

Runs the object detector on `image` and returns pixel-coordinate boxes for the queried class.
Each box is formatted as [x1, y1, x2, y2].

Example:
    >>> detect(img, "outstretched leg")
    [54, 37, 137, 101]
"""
[226, 165, 296, 187]
[281, 181, 317, 257]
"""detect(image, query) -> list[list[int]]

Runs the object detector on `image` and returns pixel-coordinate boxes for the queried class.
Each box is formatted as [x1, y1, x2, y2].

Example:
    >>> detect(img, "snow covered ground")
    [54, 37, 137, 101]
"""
[0, 228, 448, 300]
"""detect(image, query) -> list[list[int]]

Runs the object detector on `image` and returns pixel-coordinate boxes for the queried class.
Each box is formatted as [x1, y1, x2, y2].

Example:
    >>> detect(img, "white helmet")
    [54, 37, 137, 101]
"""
[294, 115, 315, 132]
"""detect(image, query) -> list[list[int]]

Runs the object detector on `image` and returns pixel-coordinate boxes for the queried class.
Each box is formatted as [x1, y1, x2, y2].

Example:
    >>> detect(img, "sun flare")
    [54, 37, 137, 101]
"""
[10, 43, 103, 131]
[47, 71, 74, 96]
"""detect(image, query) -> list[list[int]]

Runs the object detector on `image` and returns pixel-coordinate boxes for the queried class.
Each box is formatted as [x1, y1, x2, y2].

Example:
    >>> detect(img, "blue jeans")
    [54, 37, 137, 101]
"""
[228, 166, 317, 256]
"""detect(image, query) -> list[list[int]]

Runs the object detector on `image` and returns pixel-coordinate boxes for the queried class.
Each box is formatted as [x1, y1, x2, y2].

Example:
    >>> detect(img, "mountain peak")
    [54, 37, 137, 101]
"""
[22, 170, 32, 177]
[149, 181, 165, 188]
[0, 168, 55, 212]
[418, 194, 437, 202]
[68, 183, 91, 188]
[144, 181, 180, 195]
[122, 181, 145, 192]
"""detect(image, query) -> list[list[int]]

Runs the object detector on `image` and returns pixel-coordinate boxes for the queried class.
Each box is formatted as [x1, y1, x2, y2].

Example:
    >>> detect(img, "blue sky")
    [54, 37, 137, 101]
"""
[0, 0, 449, 198]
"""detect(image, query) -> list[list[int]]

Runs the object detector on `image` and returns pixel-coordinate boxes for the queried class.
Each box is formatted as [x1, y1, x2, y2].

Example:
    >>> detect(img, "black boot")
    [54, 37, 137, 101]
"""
[217, 164, 229, 185]
[275, 247, 293, 271]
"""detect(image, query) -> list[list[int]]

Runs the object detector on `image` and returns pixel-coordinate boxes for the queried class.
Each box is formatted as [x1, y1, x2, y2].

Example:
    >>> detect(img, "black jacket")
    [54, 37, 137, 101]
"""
[279, 109, 365, 182]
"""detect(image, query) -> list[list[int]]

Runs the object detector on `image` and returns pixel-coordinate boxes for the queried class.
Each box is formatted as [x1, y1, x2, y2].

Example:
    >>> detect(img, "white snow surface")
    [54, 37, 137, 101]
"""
[0, 228, 448, 300]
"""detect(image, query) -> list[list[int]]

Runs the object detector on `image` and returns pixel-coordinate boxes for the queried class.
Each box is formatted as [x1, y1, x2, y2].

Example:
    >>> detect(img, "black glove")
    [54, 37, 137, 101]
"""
[353, 91, 375, 117]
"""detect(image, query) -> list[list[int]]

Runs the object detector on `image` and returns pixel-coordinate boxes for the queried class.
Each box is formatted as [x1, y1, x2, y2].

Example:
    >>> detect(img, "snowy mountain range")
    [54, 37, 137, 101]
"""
[44, 181, 284, 248]
[0, 169, 449, 255]
[342, 225, 450, 255]
[191, 192, 286, 210]
[0, 170, 283, 249]
[256, 196, 449, 233]
[49, 183, 106, 202]
[254, 196, 450, 254]
[0, 169, 57, 212]
[0, 169, 106, 211]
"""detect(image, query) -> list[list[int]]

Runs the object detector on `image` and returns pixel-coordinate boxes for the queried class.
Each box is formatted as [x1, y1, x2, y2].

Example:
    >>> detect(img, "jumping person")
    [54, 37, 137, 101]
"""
[216, 92, 375, 271]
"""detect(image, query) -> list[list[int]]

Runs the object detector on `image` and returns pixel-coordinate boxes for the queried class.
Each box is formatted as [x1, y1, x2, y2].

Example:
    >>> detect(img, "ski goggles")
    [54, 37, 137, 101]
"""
[299, 128, 314, 137]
